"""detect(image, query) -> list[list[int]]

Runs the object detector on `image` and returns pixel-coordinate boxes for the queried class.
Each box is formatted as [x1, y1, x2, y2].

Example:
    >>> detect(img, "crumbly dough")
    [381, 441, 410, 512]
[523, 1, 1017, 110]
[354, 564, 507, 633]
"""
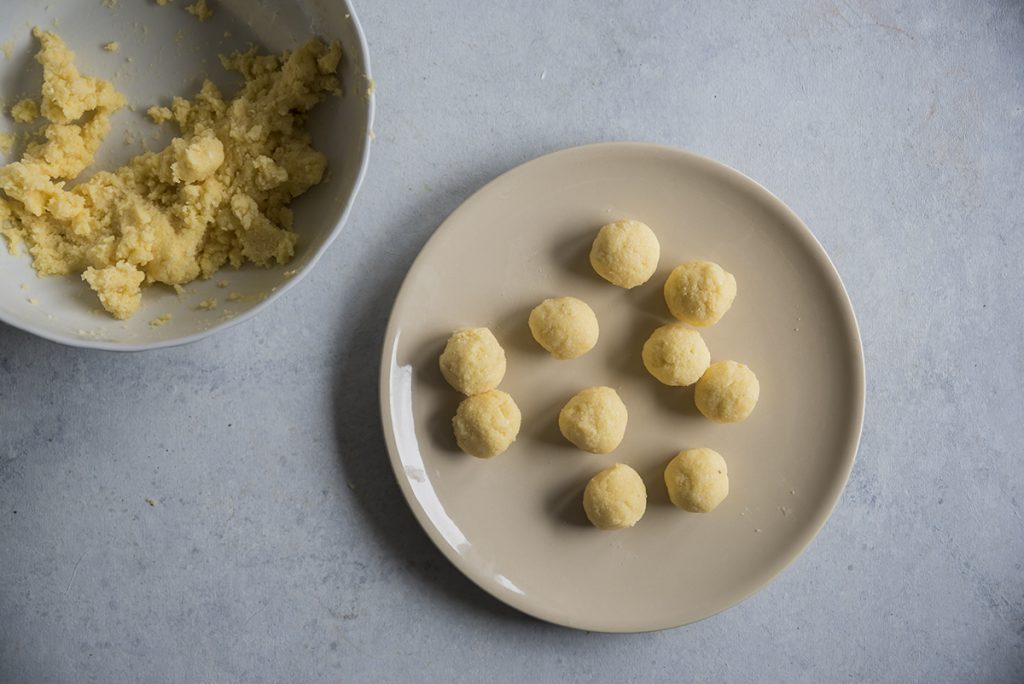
[558, 386, 628, 454]
[642, 323, 710, 387]
[452, 389, 522, 458]
[81, 261, 145, 319]
[583, 463, 647, 530]
[664, 260, 737, 327]
[185, 0, 213, 21]
[664, 448, 729, 512]
[438, 327, 507, 396]
[146, 105, 174, 124]
[0, 29, 342, 319]
[589, 219, 660, 289]
[102, 42, 120, 53]
[10, 99, 38, 123]
[528, 296, 599, 359]
[0, 133, 14, 154]
[694, 360, 760, 423]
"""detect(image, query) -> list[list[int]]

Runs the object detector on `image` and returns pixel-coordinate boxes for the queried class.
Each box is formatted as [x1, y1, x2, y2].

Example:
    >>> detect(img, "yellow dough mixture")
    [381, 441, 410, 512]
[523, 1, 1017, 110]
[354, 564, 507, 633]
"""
[0, 29, 342, 319]
[558, 386, 628, 454]
[589, 219, 660, 289]
[664, 448, 729, 513]
[641, 322, 710, 387]
[694, 360, 760, 423]
[452, 389, 522, 458]
[583, 463, 647, 530]
[439, 327, 507, 396]
[663, 260, 737, 327]
[528, 296, 599, 360]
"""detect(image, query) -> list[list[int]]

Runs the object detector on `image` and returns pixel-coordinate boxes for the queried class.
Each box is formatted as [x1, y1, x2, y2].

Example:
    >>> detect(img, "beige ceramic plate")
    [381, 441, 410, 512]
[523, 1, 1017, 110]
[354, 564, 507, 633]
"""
[380, 143, 864, 632]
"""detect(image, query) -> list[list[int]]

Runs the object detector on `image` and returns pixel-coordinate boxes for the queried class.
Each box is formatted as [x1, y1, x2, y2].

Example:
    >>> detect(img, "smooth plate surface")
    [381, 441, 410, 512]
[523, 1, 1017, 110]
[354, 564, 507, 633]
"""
[0, 0, 373, 350]
[381, 142, 865, 632]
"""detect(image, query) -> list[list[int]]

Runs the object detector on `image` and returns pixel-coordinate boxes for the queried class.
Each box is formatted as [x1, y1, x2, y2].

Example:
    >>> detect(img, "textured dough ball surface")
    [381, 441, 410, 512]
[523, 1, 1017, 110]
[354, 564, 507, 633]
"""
[641, 323, 711, 386]
[558, 386, 628, 453]
[583, 463, 647, 529]
[589, 220, 660, 289]
[664, 448, 729, 512]
[452, 390, 522, 458]
[528, 297, 599, 360]
[664, 261, 737, 327]
[694, 361, 760, 423]
[439, 328, 507, 395]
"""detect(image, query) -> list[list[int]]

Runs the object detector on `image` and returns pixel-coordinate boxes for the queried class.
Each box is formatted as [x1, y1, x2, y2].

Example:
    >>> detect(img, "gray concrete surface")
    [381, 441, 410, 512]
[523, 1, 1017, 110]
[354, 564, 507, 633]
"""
[2, 1, 1023, 682]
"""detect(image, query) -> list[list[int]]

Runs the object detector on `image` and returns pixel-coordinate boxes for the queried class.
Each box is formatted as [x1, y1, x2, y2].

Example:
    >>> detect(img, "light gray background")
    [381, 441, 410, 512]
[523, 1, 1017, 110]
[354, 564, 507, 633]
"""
[2, 1, 1022, 682]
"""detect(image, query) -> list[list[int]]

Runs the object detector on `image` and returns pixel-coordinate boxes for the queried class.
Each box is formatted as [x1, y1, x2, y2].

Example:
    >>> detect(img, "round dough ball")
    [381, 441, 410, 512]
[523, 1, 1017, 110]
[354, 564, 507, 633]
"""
[439, 327, 506, 395]
[694, 361, 760, 423]
[558, 386, 628, 454]
[583, 463, 647, 530]
[664, 448, 729, 512]
[528, 297, 599, 360]
[589, 220, 660, 289]
[452, 390, 522, 458]
[663, 260, 737, 327]
[641, 323, 711, 386]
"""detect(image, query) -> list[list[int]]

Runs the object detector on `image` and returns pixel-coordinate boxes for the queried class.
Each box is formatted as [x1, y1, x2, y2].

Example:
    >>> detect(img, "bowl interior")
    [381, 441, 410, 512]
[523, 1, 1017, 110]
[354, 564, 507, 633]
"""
[0, 0, 371, 349]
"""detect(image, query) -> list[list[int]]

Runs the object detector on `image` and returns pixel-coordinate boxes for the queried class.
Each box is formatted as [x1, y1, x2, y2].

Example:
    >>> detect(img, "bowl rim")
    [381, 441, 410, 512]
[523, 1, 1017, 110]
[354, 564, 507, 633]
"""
[0, 1, 375, 352]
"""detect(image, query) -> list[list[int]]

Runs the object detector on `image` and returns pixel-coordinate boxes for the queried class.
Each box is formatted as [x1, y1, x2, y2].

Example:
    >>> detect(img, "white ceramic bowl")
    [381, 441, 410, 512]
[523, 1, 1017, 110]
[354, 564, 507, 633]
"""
[0, 0, 373, 350]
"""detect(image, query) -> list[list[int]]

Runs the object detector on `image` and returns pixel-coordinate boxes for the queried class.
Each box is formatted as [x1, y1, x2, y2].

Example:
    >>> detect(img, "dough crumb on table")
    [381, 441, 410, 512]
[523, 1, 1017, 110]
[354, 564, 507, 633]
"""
[0, 133, 15, 155]
[0, 29, 343, 319]
[149, 313, 172, 326]
[102, 41, 119, 53]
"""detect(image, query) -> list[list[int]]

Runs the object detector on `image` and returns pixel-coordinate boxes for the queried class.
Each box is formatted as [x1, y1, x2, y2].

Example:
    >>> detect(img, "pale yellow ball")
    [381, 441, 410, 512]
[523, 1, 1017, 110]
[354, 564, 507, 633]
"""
[528, 297, 599, 360]
[558, 386, 628, 454]
[452, 390, 522, 458]
[583, 463, 647, 530]
[589, 220, 660, 289]
[439, 327, 506, 396]
[664, 448, 729, 513]
[641, 323, 711, 386]
[694, 361, 760, 423]
[663, 260, 737, 327]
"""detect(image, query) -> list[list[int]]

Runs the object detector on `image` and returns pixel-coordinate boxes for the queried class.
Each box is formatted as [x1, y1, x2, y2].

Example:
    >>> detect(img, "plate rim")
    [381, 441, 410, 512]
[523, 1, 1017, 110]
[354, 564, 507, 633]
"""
[378, 141, 866, 633]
